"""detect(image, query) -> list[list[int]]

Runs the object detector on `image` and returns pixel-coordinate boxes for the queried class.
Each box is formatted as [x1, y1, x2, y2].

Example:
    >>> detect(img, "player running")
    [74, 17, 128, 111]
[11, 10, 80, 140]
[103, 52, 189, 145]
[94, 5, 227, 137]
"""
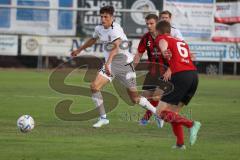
[134, 14, 170, 128]
[153, 21, 201, 149]
[71, 6, 156, 128]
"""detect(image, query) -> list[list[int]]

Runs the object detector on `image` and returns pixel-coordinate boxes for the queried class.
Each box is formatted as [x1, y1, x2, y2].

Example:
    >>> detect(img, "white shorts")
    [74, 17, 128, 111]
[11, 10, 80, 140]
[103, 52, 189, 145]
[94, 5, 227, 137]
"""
[99, 61, 136, 89]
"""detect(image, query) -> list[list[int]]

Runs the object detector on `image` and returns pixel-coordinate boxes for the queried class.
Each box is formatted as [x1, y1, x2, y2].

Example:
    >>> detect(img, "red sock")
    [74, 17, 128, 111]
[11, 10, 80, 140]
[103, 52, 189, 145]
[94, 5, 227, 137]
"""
[143, 110, 152, 120]
[159, 110, 193, 128]
[143, 100, 158, 120]
[171, 122, 184, 145]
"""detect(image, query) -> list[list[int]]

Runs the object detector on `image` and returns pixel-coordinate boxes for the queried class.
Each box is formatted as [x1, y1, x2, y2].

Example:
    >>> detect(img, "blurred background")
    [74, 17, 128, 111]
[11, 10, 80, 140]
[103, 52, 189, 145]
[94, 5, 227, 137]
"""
[0, 0, 239, 75]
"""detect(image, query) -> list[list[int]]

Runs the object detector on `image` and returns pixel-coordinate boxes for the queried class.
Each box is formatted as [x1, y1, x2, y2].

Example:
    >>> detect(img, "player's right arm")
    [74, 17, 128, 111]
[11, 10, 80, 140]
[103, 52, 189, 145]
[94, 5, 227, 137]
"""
[133, 52, 143, 68]
[158, 39, 169, 58]
[133, 36, 146, 67]
[71, 38, 98, 57]
[71, 26, 100, 57]
[158, 38, 172, 81]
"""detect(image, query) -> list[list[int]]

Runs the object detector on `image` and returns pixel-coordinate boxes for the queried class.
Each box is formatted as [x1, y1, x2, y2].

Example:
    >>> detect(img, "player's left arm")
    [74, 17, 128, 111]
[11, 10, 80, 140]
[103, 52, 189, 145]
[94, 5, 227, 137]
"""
[105, 38, 121, 75]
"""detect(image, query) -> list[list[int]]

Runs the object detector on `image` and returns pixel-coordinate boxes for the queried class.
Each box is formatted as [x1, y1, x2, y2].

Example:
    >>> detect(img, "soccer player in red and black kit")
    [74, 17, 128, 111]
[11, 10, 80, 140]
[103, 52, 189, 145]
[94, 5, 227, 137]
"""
[134, 14, 171, 127]
[154, 21, 201, 149]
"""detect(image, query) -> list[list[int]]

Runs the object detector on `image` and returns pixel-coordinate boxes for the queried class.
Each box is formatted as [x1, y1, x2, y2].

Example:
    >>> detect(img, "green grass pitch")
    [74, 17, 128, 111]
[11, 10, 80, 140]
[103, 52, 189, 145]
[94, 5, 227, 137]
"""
[0, 69, 240, 160]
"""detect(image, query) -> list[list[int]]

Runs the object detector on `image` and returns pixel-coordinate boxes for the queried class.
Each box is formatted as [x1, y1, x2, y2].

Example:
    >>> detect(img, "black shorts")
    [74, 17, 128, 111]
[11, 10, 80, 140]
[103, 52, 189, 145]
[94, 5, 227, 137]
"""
[142, 72, 173, 94]
[161, 70, 198, 106]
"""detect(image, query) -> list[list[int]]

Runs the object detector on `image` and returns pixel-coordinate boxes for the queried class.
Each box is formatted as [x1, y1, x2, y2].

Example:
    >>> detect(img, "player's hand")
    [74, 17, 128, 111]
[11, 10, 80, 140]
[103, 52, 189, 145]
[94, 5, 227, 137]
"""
[163, 68, 171, 82]
[71, 49, 81, 57]
[162, 49, 172, 60]
[190, 52, 196, 61]
[105, 63, 111, 76]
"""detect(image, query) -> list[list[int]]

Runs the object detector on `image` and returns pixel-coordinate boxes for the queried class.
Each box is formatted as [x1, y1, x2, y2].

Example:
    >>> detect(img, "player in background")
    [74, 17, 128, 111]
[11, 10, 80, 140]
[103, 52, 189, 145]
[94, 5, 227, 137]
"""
[159, 10, 184, 40]
[159, 10, 196, 61]
[134, 14, 169, 128]
[154, 21, 201, 149]
[71, 6, 157, 128]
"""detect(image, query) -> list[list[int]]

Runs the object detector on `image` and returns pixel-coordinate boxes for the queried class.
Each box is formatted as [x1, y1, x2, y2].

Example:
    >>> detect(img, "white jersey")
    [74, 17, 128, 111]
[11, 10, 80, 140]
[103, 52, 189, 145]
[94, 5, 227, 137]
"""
[92, 22, 133, 63]
[171, 26, 184, 40]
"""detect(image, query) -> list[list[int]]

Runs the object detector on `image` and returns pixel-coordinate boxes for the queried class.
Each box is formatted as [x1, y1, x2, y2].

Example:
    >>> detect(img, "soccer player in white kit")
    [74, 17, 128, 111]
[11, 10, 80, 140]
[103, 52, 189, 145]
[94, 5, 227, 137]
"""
[71, 6, 157, 128]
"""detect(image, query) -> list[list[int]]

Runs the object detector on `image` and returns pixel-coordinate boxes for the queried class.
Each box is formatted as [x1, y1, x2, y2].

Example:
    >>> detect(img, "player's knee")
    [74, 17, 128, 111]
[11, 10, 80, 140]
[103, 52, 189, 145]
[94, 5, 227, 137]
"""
[90, 82, 100, 92]
[130, 96, 139, 104]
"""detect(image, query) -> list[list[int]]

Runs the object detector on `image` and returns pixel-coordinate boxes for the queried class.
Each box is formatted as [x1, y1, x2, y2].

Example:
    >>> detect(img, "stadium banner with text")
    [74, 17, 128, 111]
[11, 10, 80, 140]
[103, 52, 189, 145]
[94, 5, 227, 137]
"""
[78, 0, 124, 36]
[0, 0, 77, 36]
[163, 0, 214, 40]
[212, 23, 240, 43]
[21, 36, 84, 57]
[215, 2, 240, 23]
[21, 36, 240, 62]
[0, 35, 18, 56]
[21, 36, 140, 57]
[188, 41, 240, 62]
[78, 0, 162, 37]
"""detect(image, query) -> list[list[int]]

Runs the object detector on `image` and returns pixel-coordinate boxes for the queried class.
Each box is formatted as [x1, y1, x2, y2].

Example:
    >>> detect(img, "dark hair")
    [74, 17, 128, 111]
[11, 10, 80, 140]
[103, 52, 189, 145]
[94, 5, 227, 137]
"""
[100, 6, 115, 15]
[159, 10, 172, 18]
[156, 21, 171, 34]
[145, 14, 158, 21]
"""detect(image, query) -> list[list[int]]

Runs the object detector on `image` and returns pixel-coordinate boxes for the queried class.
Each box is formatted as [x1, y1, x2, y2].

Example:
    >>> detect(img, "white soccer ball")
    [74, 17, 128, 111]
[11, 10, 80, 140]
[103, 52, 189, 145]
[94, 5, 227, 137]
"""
[17, 115, 35, 133]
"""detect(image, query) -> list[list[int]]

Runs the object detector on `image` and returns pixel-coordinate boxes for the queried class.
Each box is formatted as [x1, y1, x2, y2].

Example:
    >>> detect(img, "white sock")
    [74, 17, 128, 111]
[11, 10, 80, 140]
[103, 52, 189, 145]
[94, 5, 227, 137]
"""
[100, 114, 107, 119]
[139, 97, 156, 114]
[92, 92, 106, 118]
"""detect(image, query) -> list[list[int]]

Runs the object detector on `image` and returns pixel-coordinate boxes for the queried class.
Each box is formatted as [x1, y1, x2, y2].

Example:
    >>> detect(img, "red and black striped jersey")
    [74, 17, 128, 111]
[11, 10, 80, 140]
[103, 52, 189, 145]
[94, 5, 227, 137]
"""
[137, 32, 167, 75]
